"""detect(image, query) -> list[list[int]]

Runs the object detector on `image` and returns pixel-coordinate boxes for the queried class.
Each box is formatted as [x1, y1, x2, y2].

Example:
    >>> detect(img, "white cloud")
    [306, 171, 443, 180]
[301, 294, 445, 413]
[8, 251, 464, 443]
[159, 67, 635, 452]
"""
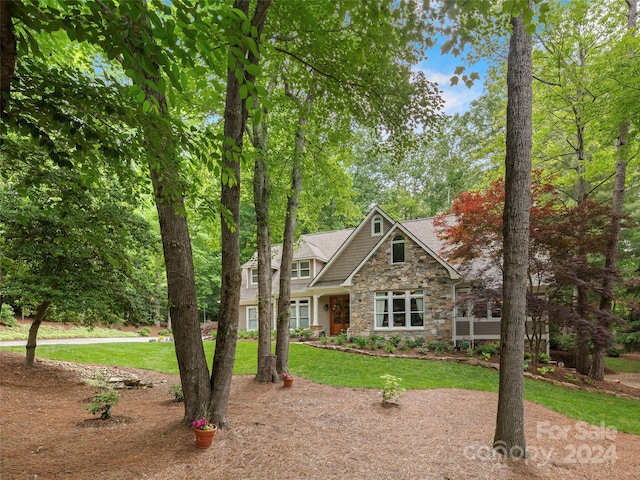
[416, 65, 485, 116]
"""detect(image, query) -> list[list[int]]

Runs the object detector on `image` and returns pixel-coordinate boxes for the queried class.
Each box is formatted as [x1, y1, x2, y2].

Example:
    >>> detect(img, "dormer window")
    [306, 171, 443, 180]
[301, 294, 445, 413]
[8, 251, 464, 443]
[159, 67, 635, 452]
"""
[391, 235, 405, 263]
[291, 260, 311, 279]
[372, 215, 383, 236]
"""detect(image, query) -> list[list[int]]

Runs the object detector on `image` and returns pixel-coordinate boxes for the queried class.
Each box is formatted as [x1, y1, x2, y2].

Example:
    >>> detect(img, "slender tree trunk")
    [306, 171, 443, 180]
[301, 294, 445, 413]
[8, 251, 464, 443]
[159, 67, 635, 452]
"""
[591, 0, 636, 381]
[142, 78, 210, 424]
[121, 1, 212, 423]
[211, 0, 271, 427]
[25, 301, 51, 366]
[275, 91, 312, 375]
[572, 40, 593, 376]
[0, 0, 17, 118]
[494, 11, 531, 458]
[575, 285, 591, 375]
[252, 101, 276, 383]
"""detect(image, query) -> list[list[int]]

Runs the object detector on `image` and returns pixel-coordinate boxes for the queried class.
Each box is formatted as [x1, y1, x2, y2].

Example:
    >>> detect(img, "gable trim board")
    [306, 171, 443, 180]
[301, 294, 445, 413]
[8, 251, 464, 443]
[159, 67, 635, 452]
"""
[308, 206, 396, 288]
[342, 221, 461, 288]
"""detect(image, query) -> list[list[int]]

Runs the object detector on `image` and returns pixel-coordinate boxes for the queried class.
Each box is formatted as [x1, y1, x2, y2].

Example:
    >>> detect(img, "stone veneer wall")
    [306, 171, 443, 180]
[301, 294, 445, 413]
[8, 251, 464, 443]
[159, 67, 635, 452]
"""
[349, 232, 454, 342]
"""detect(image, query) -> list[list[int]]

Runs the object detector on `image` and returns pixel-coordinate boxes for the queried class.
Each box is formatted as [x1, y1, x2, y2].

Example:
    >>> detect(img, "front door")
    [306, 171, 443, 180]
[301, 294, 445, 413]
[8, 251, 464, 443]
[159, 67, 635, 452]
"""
[329, 295, 350, 336]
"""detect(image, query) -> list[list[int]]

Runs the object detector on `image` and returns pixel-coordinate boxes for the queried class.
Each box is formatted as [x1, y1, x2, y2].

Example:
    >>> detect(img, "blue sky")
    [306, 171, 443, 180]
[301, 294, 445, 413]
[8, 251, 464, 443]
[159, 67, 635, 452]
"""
[417, 45, 490, 116]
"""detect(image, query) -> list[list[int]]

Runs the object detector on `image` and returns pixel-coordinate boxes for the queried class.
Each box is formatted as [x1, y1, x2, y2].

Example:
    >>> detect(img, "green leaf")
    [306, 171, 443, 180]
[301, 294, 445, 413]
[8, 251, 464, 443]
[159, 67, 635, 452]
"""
[241, 19, 251, 35]
[239, 84, 248, 99]
[454, 66, 465, 75]
[449, 76, 459, 86]
[245, 63, 260, 77]
[235, 68, 244, 85]
[142, 99, 151, 113]
[252, 108, 263, 125]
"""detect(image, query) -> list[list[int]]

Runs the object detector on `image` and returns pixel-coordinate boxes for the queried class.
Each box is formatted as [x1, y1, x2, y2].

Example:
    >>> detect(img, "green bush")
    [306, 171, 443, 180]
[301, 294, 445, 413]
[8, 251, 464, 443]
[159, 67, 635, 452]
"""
[379, 373, 405, 406]
[290, 328, 311, 340]
[555, 333, 577, 354]
[538, 353, 551, 364]
[168, 383, 184, 402]
[475, 343, 499, 356]
[353, 336, 367, 349]
[158, 329, 172, 337]
[606, 346, 622, 358]
[385, 342, 395, 353]
[85, 390, 120, 420]
[615, 321, 640, 352]
[238, 330, 259, 339]
[403, 338, 417, 349]
[388, 335, 401, 347]
[368, 335, 384, 349]
[137, 326, 152, 337]
[0, 304, 17, 327]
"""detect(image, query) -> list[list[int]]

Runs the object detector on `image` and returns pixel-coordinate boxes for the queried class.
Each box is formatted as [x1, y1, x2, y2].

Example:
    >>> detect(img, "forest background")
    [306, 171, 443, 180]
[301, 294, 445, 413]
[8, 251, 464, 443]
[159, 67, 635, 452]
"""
[0, 0, 638, 395]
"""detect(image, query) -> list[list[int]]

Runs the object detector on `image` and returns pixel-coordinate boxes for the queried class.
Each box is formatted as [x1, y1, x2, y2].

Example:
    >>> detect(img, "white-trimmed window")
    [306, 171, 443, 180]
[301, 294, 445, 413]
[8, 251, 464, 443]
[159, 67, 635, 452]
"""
[372, 215, 383, 236]
[290, 299, 310, 329]
[250, 268, 258, 284]
[391, 235, 405, 263]
[375, 290, 424, 329]
[291, 260, 310, 279]
[247, 307, 258, 330]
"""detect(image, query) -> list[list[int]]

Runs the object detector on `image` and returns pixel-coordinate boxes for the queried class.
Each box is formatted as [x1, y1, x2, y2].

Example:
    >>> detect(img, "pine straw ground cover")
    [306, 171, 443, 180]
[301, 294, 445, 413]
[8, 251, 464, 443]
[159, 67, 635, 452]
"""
[1, 351, 640, 480]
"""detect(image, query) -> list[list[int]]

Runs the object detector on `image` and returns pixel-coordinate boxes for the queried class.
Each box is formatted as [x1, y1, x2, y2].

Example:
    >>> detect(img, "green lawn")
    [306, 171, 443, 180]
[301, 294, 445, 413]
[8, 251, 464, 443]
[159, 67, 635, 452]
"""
[0, 324, 137, 341]
[605, 356, 640, 373]
[2, 341, 638, 435]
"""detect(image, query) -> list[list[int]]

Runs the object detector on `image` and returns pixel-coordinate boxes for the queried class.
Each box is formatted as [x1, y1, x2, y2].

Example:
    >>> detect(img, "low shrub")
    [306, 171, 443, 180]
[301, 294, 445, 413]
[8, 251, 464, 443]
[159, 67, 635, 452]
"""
[379, 373, 405, 406]
[403, 338, 417, 349]
[85, 390, 120, 420]
[606, 346, 622, 357]
[537, 366, 555, 376]
[137, 326, 152, 337]
[168, 383, 184, 402]
[538, 353, 551, 364]
[475, 343, 499, 356]
[0, 304, 17, 327]
[353, 337, 367, 349]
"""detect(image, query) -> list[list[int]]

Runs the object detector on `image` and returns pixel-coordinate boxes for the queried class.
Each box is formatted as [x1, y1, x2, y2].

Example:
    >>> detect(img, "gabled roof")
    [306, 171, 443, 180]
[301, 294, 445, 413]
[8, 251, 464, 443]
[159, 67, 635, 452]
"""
[241, 228, 354, 270]
[342, 219, 461, 286]
[308, 206, 396, 287]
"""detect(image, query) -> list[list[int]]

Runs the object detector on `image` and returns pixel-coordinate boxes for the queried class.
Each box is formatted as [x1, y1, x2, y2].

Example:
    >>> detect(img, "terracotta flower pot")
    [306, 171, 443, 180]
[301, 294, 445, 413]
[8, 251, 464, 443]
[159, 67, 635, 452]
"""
[194, 425, 218, 449]
[283, 377, 294, 388]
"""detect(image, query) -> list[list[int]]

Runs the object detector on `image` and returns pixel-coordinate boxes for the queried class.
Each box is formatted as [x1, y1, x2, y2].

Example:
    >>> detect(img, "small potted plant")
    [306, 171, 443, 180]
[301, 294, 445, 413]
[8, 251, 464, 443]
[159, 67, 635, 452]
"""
[192, 417, 218, 449]
[282, 372, 294, 388]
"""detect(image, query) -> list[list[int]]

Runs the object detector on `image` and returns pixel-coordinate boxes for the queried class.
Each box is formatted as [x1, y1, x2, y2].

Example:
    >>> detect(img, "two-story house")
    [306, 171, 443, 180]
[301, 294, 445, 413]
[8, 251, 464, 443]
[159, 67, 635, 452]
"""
[239, 206, 546, 347]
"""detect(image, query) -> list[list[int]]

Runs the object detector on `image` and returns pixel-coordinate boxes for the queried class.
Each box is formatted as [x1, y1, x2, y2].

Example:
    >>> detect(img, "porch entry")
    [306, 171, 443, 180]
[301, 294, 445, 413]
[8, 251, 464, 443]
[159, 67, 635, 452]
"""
[329, 295, 350, 336]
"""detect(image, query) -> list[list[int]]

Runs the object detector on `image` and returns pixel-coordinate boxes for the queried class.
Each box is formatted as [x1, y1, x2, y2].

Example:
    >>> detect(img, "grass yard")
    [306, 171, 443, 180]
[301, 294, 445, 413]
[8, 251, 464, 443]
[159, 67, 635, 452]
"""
[0, 323, 138, 341]
[2, 341, 639, 435]
[605, 356, 640, 373]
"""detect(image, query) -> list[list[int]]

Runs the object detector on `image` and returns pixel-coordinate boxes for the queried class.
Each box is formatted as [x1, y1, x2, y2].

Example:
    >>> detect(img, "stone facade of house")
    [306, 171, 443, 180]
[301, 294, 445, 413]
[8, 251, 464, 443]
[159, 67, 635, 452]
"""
[348, 230, 454, 341]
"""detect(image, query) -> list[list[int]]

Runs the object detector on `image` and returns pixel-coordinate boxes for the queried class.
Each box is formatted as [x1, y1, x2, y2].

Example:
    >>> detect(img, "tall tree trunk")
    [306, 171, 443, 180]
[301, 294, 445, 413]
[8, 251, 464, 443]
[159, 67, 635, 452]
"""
[494, 11, 531, 457]
[142, 74, 210, 424]
[0, 0, 17, 118]
[275, 90, 312, 375]
[25, 301, 51, 366]
[591, 0, 636, 381]
[210, 0, 271, 427]
[572, 38, 592, 376]
[252, 100, 276, 383]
